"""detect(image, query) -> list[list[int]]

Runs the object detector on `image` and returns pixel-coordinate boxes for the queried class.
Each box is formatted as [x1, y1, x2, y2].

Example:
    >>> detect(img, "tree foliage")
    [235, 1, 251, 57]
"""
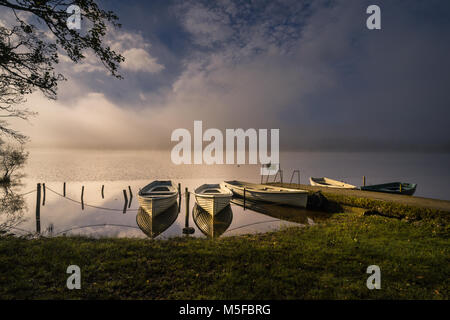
[0, 0, 124, 141]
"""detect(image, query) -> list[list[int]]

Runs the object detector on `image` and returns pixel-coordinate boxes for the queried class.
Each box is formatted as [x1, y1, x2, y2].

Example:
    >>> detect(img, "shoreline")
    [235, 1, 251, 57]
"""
[1, 184, 448, 299]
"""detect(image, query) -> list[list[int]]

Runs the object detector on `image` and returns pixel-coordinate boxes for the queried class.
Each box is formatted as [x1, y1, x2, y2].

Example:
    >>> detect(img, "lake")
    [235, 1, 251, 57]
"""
[2, 149, 449, 238]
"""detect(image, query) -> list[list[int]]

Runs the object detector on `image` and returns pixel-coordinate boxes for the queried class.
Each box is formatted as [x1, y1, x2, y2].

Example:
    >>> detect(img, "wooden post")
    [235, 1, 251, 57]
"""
[243, 187, 246, 210]
[81, 186, 84, 210]
[178, 183, 181, 212]
[123, 189, 128, 213]
[128, 186, 133, 208]
[36, 183, 41, 234]
[63, 182, 66, 197]
[363, 176, 366, 187]
[101, 185, 104, 199]
[182, 189, 195, 235]
[185, 189, 190, 226]
[399, 183, 402, 193]
[42, 183, 46, 206]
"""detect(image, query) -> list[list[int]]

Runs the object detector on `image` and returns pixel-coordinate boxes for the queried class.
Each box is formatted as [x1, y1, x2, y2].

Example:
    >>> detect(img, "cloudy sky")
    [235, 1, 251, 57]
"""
[6, 0, 450, 151]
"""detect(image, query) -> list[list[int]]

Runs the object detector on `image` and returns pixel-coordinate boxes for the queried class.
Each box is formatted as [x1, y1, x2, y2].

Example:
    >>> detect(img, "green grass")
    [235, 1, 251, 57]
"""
[0, 212, 448, 300]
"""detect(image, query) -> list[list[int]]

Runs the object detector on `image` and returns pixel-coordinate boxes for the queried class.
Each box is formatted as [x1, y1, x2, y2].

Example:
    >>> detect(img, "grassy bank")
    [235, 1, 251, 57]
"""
[0, 211, 448, 299]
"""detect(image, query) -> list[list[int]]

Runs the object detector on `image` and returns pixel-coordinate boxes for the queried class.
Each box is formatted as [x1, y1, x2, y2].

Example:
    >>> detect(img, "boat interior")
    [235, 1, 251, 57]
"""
[140, 181, 176, 196]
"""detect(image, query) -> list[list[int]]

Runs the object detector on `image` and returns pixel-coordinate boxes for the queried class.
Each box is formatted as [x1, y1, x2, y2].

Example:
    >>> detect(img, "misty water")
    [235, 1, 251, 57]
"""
[2, 149, 449, 239]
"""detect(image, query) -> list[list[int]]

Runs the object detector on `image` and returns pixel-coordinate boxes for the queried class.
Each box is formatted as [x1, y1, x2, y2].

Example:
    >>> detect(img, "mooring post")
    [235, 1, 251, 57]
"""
[178, 183, 181, 212]
[36, 183, 41, 234]
[185, 189, 190, 225]
[101, 184, 104, 199]
[363, 176, 366, 187]
[243, 187, 246, 210]
[128, 186, 133, 208]
[42, 183, 46, 206]
[81, 186, 84, 210]
[123, 189, 128, 213]
[182, 188, 195, 235]
[63, 182, 66, 197]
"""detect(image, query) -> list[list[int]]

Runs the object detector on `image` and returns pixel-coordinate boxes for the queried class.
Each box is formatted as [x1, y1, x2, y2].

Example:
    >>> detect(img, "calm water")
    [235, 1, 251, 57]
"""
[2, 149, 449, 238]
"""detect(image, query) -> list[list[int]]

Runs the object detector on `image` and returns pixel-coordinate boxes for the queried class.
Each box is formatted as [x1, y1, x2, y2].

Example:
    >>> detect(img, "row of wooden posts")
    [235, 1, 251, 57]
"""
[35, 182, 135, 234]
[34, 180, 266, 235]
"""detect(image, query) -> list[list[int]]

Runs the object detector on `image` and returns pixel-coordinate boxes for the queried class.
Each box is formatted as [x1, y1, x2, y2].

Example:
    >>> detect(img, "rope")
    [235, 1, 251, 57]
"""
[55, 223, 141, 235]
[45, 185, 139, 212]
[19, 189, 36, 196]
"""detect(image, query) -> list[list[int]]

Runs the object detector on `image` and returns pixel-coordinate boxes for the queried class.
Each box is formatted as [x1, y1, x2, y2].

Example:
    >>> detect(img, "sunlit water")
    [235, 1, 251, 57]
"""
[2, 149, 449, 239]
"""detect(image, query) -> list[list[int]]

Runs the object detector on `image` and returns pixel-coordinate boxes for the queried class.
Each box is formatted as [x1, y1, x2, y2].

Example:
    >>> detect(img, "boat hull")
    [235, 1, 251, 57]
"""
[194, 193, 231, 216]
[222, 181, 308, 208]
[138, 194, 178, 216]
[360, 182, 417, 196]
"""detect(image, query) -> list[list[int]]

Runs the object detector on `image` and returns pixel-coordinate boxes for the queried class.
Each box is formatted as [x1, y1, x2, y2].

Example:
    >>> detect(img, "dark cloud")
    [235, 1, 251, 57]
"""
[8, 0, 450, 151]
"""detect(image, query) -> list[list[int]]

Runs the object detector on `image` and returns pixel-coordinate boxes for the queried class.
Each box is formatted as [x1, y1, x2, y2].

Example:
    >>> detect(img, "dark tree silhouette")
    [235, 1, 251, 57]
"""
[0, 0, 124, 141]
[0, 140, 28, 183]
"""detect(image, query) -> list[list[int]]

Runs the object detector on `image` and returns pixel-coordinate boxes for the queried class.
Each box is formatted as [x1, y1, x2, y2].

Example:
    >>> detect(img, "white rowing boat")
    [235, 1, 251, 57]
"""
[221, 180, 308, 208]
[309, 177, 356, 189]
[194, 184, 232, 216]
[138, 180, 178, 216]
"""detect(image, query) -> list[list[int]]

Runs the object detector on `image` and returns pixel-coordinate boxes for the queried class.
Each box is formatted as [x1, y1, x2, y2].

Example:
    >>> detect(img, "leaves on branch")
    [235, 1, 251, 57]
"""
[0, 0, 124, 141]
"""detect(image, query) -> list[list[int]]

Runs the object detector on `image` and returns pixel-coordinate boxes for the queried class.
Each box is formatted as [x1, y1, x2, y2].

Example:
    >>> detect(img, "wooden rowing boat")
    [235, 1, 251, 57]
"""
[138, 180, 178, 216]
[192, 204, 233, 238]
[310, 177, 357, 189]
[360, 182, 417, 195]
[221, 180, 308, 208]
[136, 203, 179, 238]
[194, 184, 232, 216]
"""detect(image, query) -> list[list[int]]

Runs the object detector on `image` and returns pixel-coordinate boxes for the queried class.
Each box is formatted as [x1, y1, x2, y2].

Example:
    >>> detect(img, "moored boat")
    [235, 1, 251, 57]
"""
[194, 184, 232, 216]
[138, 180, 178, 216]
[310, 177, 357, 189]
[221, 180, 308, 208]
[360, 182, 417, 195]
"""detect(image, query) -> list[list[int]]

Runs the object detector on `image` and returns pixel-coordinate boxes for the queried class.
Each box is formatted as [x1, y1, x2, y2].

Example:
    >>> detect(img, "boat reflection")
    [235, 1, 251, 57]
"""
[136, 203, 179, 239]
[192, 204, 233, 238]
[231, 197, 331, 224]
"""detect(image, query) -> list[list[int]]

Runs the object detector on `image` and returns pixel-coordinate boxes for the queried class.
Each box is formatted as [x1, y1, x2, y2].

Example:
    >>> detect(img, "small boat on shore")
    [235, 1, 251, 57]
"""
[360, 182, 417, 196]
[310, 177, 357, 189]
[221, 180, 308, 208]
[192, 204, 233, 238]
[138, 180, 178, 216]
[194, 184, 232, 216]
